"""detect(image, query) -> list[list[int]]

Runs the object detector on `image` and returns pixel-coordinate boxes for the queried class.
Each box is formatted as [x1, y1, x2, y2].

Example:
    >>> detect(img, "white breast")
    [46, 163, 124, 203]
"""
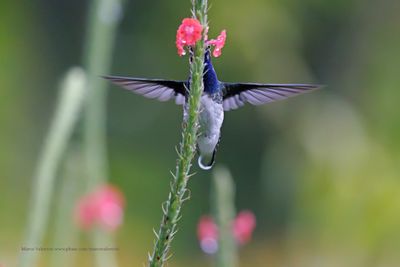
[197, 95, 224, 156]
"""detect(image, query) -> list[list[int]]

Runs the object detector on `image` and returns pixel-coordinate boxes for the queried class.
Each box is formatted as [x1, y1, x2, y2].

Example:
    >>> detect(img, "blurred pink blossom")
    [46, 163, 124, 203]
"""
[232, 210, 256, 245]
[176, 18, 203, 56]
[197, 216, 219, 254]
[74, 194, 97, 230]
[197, 210, 256, 254]
[207, 30, 227, 57]
[74, 184, 125, 231]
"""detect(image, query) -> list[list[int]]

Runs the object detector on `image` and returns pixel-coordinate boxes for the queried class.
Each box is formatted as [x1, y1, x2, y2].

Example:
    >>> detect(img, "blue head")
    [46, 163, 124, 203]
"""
[203, 48, 220, 94]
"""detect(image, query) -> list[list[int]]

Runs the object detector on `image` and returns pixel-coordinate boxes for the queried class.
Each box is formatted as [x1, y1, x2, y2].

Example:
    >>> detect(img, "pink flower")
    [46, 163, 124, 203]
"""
[75, 194, 97, 230]
[74, 184, 125, 231]
[197, 210, 256, 254]
[176, 18, 203, 56]
[207, 30, 227, 57]
[197, 216, 219, 254]
[232, 210, 256, 245]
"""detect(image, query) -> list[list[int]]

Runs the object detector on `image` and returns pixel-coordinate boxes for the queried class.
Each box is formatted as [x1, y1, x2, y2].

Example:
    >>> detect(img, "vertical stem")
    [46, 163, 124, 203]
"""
[18, 68, 86, 267]
[91, 229, 118, 267]
[49, 148, 83, 267]
[82, 1, 124, 267]
[148, 1, 208, 266]
[212, 166, 238, 267]
[83, 0, 123, 188]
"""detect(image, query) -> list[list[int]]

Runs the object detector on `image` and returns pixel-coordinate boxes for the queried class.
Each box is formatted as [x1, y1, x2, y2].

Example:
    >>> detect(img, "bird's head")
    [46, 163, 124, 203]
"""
[204, 45, 212, 63]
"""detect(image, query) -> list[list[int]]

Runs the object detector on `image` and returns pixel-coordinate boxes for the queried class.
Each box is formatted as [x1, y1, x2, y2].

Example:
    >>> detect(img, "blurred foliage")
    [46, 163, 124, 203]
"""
[1, 0, 400, 266]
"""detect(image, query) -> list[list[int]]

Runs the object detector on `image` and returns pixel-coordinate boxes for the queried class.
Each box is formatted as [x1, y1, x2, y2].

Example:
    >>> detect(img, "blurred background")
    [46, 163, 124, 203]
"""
[1, 0, 400, 266]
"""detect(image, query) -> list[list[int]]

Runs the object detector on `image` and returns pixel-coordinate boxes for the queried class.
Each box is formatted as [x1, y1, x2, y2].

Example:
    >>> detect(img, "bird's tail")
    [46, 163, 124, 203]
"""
[198, 150, 216, 170]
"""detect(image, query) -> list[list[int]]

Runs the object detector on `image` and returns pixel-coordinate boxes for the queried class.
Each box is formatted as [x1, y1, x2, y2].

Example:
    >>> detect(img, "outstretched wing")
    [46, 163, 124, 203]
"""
[103, 76, 187, 105]
[222, 82, 321, 111]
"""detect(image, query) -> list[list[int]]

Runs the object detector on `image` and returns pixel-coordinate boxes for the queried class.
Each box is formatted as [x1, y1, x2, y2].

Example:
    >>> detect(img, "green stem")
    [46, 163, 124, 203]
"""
[18, 68, 86, 267]
[91, 229, 118, 267]
[212, 166, 238, 267]
[148, 1, 208, 266]
[83, 0, 123, 187]
[49, 148, 83, 267]
[82, 1, 124, 267]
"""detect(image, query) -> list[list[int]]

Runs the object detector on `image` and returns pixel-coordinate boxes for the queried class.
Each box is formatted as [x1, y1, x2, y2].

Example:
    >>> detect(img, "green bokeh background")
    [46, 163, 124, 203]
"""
[1, 0, 400, 266]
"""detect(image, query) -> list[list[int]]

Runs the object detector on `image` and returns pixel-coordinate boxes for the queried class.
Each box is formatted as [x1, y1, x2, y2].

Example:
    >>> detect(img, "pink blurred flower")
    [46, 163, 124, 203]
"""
[232, 210, 256, 245]
[74, 194, 97, 230]
[74, 184, 125, 231]
[206, 30, 227, 57]
[176, 18, 203, 56]
[197, 216, 218, 254]
[197, 210, 256, 254]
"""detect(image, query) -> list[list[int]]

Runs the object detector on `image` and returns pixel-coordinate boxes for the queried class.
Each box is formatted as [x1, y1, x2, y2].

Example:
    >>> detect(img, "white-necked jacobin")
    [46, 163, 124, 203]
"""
[104, 48, 321, 170]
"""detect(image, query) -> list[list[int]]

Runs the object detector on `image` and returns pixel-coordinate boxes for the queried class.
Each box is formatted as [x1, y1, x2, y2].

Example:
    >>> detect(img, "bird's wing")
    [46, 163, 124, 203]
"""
[222, 82, 321, 111]
[103, 76, 187, 105]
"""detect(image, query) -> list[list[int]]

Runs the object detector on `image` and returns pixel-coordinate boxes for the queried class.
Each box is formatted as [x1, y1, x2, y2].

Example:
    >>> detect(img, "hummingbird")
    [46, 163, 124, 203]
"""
[104, 48, 320, 170]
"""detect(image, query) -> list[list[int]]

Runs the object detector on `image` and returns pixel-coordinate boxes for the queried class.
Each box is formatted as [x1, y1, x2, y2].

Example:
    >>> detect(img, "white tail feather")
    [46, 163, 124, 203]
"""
[198, 155, 213, 170]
